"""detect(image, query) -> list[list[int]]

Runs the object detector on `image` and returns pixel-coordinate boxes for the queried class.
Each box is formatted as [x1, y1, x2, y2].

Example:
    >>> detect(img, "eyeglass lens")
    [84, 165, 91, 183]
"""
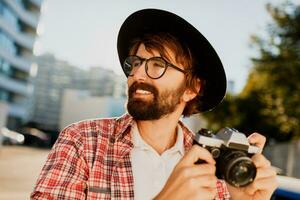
[123, 56, 167, 79]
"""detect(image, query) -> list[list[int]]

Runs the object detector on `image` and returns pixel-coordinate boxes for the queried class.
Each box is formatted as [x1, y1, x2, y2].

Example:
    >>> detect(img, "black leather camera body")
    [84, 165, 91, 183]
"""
[193, 127, 262, 187]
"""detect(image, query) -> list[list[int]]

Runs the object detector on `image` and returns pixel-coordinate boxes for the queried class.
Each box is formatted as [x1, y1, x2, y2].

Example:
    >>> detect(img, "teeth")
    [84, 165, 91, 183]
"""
[136, 89, 151, 94]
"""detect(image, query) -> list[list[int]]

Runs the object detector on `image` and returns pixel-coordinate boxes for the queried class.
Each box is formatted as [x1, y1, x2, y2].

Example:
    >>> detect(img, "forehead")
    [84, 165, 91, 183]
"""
[135, 43, 176, 61]
[128, 34, 192, 69]
[136, 43, 175, 56]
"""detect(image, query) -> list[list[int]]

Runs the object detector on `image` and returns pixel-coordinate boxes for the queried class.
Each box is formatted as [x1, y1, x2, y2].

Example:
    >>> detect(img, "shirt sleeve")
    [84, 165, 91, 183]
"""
[215, 179, 231, 200]
[30, 125, 89, 200]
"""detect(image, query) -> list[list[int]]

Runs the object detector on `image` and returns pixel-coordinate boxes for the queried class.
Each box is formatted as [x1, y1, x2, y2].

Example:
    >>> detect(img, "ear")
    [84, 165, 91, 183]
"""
[182, 78, 201, 102]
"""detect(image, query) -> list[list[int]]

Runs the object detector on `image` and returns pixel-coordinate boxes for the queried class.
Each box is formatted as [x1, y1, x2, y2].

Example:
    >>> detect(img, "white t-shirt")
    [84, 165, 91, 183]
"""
[130, 122, 184, 200]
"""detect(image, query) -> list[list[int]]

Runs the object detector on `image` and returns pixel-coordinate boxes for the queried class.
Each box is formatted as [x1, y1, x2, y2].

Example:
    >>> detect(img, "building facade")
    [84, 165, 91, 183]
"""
[0, 0, 42, 129]
[30, 53, 127, 133]
[28, 53, 80, 132]
[60, 89, 126, 131]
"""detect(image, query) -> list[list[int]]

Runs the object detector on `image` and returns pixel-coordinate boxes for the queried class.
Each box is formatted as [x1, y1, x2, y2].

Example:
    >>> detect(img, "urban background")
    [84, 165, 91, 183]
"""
[0, 0, 299, 199]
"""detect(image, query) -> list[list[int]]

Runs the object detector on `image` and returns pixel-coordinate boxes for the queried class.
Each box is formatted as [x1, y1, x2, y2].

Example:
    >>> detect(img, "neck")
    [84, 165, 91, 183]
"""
[135, 111, 182, 155]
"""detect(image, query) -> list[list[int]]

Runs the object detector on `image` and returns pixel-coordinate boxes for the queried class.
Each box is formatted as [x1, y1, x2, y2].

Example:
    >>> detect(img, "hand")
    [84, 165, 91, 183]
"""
[227, 133, 278, 200]
[154, 145, 218, 200]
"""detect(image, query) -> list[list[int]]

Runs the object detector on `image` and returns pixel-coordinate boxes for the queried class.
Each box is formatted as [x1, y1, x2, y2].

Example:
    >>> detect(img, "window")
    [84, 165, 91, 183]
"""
[0, 1, 4, 15]
[3, 6, 20, 31]
[0, 1, 20, 31]
[0, 59, 13, 76]
[0, 88, 10, 101]
[15, 0, 24, 9]
[0, 31, 17, 55]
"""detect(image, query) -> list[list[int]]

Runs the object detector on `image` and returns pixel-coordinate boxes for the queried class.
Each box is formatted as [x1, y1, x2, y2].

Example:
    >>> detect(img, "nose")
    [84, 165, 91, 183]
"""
[131, 61, 147, 81]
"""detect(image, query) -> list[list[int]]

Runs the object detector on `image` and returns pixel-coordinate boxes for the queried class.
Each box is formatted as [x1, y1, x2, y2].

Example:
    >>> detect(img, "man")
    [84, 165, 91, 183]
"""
[31, 9, 277, 199]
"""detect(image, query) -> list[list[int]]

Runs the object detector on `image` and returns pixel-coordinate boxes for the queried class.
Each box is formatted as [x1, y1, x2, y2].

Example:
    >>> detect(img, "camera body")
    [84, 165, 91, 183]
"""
[193, 127, 262, 187]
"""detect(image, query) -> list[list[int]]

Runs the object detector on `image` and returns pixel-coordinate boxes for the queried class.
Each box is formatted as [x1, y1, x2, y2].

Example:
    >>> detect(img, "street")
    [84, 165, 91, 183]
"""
[0, 146, 50, 200]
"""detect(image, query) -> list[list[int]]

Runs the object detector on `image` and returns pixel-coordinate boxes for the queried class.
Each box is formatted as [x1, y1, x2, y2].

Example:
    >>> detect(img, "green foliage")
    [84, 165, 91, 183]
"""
[203, 2, 300, 141]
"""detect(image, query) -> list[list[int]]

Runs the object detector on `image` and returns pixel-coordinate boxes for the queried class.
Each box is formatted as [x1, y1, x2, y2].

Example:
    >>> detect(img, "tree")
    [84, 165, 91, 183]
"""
[204, 2, 300, 141]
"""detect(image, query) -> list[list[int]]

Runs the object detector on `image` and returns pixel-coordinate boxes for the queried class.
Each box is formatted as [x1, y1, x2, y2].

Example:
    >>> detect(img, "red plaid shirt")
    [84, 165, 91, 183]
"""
[31, 113, 230, 199]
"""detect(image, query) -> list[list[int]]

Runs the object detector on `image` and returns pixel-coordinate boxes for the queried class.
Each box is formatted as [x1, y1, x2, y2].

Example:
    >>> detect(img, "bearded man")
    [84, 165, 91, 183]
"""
[31, 9, 277, 200]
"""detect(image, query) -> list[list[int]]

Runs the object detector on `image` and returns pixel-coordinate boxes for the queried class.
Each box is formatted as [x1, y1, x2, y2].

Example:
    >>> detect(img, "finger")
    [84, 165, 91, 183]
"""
[191, 187, 217, 200]
[251, 154, 271, 168]
[248, 133, 266, 149]
[185, 175, 217, 189]
[195, 175, 218, 188]
[255, 166, 277, 180]
[179, 145, 215, 167]
[180, 164, 216, 179]
[245, 176, 278, 195]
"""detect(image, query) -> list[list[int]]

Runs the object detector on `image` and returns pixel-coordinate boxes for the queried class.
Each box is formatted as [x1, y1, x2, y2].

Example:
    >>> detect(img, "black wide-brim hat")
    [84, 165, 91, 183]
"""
[117, 8, 227, 113]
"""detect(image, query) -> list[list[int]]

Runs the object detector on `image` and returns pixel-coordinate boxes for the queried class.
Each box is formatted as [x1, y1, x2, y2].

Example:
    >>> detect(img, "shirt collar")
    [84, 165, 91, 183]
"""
[131, 121, 148, 150]
[114, 113, 195, 153]
[172, 124, 185, 155]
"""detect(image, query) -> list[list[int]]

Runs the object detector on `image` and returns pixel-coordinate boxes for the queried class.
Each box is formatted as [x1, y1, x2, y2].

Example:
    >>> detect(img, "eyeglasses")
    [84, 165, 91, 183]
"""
[122, 55, 188, 79]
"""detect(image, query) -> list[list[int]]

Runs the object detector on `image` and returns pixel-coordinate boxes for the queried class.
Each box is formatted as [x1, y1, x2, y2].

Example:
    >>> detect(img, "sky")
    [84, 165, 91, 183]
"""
[34, 0, 300, 93]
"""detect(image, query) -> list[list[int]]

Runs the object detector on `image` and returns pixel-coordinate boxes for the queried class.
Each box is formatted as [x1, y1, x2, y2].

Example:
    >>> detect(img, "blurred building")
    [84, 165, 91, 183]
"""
[0, 101, 8, 145]
[227, 80, 235, 94]
[86, 66, 126, 97]
[0, 0, 43, 129]
[29, 53, 127, 133]
[28, 53, 81, 132]
[265, 140, 300, 179]
[181, 114, 207, 133]
[60, 89, 126, 130]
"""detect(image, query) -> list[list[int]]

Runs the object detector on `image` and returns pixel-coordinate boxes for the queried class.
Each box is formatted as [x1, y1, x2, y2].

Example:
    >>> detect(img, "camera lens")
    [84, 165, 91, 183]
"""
[227, 157, 256, 187]
[219, 151, 256, 187]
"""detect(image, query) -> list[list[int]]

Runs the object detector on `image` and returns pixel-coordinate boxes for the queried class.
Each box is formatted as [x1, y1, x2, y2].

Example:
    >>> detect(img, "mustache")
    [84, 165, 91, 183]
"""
[128, 82, 158, 97]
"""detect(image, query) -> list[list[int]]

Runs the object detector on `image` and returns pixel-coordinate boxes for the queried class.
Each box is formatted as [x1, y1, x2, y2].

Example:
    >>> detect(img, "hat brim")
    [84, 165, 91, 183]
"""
[117, 8, 226, 113]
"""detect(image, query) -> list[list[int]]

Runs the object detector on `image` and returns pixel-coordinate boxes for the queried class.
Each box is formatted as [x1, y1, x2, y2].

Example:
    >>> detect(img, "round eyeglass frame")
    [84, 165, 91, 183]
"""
[123, 55, 189, 79]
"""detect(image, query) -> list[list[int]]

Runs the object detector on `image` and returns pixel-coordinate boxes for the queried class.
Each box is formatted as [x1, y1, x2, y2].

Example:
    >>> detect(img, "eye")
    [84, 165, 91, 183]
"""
[132, 59, 141, 67]
[153, 62, 164, 68]
[123, 61, 132, 70]
[150, 58, 165, 68]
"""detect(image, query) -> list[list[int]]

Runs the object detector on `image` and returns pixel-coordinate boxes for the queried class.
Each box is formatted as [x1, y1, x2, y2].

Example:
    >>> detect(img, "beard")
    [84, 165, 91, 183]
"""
[127, 81, 186, 120]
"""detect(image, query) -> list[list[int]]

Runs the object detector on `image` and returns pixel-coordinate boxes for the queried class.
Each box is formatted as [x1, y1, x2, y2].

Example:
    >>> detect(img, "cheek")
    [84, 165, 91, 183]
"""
[127, 77, 134, 88]
[159, 75, 185, 90]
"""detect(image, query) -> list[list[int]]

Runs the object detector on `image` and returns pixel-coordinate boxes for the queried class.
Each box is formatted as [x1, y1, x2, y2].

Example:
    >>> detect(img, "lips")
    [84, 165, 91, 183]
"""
[129, 82, 157, 98]
[135, 89, 152, 95]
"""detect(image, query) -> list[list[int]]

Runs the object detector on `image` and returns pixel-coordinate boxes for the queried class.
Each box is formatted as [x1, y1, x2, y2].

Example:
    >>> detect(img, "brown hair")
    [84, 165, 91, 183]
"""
[128, 33, 204, 116]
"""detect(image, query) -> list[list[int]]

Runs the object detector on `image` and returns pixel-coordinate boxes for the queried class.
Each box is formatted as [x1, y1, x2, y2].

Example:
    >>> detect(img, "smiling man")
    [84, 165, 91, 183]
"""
[31, 9, 277, 200]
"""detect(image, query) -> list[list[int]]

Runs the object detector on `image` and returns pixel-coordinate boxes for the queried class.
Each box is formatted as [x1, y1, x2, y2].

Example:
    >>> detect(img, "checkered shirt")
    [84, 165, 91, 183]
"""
[31, 113, 230, 199]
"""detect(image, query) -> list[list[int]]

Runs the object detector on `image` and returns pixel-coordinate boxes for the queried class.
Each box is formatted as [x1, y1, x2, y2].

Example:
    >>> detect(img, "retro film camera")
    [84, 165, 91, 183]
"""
[193, 127, 262, 187]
